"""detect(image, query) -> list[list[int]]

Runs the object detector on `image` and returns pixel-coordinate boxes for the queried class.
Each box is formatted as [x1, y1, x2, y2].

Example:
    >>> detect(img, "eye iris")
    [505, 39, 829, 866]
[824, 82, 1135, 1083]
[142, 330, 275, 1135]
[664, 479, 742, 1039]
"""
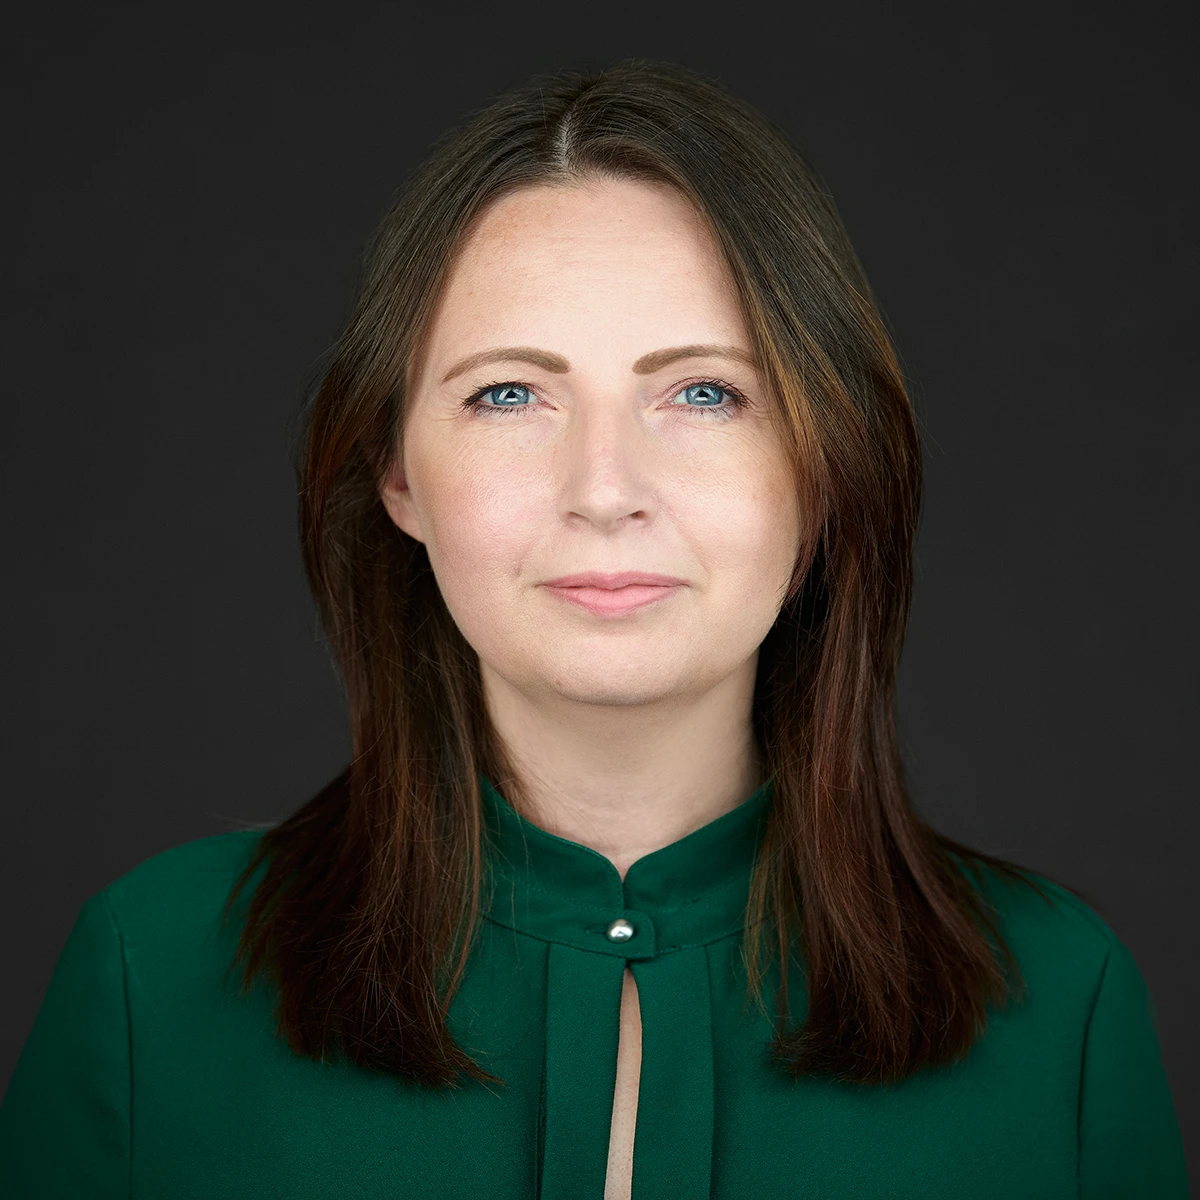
[685, 384, 723, 406]
[489, 384, 529, 406]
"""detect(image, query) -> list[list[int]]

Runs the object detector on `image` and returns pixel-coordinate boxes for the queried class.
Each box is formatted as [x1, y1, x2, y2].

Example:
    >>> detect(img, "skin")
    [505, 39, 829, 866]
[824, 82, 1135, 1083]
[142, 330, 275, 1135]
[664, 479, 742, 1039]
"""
[380, 175, 802, 879]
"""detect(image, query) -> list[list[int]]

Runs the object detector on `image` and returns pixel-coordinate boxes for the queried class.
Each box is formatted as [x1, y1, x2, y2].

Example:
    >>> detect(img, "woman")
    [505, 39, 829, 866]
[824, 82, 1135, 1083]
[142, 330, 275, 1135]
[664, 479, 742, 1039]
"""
[0, 58, 1187, 1199]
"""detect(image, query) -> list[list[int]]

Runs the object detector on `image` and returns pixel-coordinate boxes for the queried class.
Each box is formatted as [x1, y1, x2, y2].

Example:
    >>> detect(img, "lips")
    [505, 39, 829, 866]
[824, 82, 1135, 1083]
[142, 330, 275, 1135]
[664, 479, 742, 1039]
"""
[537, 576, 681, 619]
[540, 571, 687, 589]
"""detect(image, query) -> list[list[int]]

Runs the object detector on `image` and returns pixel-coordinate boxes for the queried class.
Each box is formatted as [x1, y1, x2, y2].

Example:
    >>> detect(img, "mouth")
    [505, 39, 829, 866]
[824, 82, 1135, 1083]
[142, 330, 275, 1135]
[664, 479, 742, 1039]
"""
[541, 582, 683, 617]
[540, 571, 688, 589]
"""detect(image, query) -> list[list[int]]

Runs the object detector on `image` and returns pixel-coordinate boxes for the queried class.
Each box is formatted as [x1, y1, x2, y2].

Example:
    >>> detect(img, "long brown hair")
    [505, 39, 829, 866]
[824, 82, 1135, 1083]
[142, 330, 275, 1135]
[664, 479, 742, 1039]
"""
[222, 57, 1093, 1089]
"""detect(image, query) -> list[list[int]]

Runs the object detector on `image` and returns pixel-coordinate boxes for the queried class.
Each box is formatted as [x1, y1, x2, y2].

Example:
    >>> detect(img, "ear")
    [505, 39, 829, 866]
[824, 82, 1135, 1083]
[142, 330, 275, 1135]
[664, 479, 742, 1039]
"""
[379, 455, 426, 544]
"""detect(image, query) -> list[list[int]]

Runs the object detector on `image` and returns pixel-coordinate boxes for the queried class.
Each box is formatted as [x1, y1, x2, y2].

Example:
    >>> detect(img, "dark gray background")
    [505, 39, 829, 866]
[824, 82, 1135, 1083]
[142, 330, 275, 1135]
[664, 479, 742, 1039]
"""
[5, 0, 1196, 1166]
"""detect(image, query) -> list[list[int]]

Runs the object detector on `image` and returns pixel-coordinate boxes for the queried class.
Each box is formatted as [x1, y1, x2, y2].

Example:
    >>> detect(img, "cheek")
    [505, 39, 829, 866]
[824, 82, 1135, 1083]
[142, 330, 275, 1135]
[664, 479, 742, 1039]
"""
[418, 456, 542, 615]
[684, 464, 801, 622]
[685, 453, 799, 565]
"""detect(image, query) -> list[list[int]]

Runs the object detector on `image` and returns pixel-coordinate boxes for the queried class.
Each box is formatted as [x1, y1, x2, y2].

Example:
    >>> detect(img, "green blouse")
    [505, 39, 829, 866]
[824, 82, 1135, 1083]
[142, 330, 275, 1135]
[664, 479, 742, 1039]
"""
[0, 775, 1188, 1198]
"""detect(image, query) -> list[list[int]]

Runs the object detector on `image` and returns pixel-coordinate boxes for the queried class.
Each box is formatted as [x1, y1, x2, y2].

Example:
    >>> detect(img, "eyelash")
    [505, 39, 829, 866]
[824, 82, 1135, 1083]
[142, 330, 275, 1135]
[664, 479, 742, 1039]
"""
[458, 377, 751, 420]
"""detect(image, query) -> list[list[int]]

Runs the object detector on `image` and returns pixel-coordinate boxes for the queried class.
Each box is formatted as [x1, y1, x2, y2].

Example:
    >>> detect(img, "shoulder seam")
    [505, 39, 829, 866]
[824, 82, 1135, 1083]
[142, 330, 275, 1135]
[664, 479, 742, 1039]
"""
[1076, 935, 1115, 1178]
[98, 888, 134, 1198]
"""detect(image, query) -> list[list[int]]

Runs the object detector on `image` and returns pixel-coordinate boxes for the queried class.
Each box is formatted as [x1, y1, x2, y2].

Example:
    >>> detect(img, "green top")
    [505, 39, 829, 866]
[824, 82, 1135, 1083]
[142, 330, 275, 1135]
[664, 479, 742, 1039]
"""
[0, 775, 1188, 1198]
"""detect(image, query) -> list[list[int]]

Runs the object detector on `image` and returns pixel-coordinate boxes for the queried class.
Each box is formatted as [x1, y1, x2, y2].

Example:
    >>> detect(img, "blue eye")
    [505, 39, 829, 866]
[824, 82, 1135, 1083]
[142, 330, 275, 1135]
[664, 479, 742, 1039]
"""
[468, 383, 531, 413]
[663, 380, 751, 419]
[677, 383, 726, 408]
[460, 378, 748, 418]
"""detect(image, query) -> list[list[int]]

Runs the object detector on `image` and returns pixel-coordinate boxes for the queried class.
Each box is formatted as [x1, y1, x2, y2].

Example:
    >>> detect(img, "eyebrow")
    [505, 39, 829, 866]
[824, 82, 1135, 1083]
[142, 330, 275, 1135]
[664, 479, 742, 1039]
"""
[439, 343, 760, 385]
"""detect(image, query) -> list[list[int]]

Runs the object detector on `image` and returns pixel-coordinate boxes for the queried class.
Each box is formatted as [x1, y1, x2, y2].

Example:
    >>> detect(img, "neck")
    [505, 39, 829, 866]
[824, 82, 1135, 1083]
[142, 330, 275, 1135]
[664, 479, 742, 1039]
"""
[480, 659, 764, 881]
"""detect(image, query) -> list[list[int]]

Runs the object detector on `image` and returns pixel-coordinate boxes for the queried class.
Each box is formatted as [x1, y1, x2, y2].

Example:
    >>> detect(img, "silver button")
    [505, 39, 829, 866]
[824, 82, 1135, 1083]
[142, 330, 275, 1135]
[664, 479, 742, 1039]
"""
[605, 918, 635, 943]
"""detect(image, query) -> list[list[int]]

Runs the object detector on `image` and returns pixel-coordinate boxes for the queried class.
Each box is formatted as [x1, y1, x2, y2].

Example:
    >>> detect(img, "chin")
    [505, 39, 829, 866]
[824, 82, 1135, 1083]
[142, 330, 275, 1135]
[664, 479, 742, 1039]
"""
[542, 651, 689, 704]
[550, 680, 682, 708]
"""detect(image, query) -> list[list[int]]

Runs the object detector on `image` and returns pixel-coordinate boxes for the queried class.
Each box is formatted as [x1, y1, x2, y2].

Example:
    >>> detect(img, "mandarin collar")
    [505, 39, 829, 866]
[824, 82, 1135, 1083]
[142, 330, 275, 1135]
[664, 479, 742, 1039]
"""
[479, 773, 774, 960]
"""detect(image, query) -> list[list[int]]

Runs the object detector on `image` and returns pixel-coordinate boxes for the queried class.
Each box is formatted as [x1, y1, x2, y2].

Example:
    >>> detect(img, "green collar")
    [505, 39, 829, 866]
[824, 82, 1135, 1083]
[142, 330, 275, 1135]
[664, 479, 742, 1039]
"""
[479, 773, 774, 960]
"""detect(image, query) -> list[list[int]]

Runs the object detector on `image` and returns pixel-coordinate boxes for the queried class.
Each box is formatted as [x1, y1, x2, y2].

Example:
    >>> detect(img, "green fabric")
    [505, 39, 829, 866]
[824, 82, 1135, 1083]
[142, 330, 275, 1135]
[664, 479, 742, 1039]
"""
[0, 774, 1188, 1197]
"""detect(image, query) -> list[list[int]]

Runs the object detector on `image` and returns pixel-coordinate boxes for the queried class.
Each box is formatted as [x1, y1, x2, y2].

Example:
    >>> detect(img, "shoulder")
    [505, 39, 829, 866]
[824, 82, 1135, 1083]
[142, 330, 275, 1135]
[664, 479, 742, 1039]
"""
[961, 857, 1140, 1018]
[23, 829, 275, 1044]
[98, 828, 271, 966]
[105, 827, 268, 908]
[958, 862, 1186, 1188]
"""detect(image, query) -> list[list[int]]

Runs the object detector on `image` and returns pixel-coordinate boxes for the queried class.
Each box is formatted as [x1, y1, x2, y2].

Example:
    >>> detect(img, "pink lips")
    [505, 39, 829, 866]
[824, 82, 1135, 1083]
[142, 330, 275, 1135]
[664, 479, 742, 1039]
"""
[541, 571, 687, 617]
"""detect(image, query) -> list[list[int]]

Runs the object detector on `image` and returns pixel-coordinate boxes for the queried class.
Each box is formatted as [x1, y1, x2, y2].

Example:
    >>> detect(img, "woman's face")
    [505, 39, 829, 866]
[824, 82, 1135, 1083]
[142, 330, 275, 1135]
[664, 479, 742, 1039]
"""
[381, 176, 802, 713]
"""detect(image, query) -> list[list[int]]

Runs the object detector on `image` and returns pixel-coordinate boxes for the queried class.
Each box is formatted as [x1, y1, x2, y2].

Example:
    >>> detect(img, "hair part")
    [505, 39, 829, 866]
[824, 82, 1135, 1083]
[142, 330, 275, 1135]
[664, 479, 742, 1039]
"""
[222, 57, 1095, 1089]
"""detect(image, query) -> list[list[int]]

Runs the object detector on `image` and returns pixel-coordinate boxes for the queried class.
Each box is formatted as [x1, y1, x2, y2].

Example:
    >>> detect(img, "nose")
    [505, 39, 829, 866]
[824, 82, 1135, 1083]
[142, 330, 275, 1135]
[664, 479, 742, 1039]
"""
[557, 401, 655, 531]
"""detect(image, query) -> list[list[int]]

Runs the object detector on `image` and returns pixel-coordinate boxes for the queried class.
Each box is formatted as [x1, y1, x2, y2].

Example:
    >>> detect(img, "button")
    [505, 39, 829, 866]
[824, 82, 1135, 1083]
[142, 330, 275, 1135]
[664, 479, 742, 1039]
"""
[605, 918, 635, 943]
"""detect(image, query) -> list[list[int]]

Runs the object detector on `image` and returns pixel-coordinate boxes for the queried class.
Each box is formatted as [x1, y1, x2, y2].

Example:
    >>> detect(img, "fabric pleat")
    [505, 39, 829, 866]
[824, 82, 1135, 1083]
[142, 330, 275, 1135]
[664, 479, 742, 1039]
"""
[629, 946, 715, 1198]
[539, 943, 626, 1199]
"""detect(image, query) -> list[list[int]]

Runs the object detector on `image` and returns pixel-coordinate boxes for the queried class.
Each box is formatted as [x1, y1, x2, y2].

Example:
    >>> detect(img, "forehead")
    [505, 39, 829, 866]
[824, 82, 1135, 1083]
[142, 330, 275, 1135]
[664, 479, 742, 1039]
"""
[458, 176, 718, 269]
[415, 177, 748, 381]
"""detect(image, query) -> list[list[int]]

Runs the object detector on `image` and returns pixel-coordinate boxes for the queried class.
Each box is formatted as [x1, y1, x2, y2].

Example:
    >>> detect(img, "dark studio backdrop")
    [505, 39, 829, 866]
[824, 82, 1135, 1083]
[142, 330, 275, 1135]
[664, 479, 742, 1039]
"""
[4, 0, 1196, 1163]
